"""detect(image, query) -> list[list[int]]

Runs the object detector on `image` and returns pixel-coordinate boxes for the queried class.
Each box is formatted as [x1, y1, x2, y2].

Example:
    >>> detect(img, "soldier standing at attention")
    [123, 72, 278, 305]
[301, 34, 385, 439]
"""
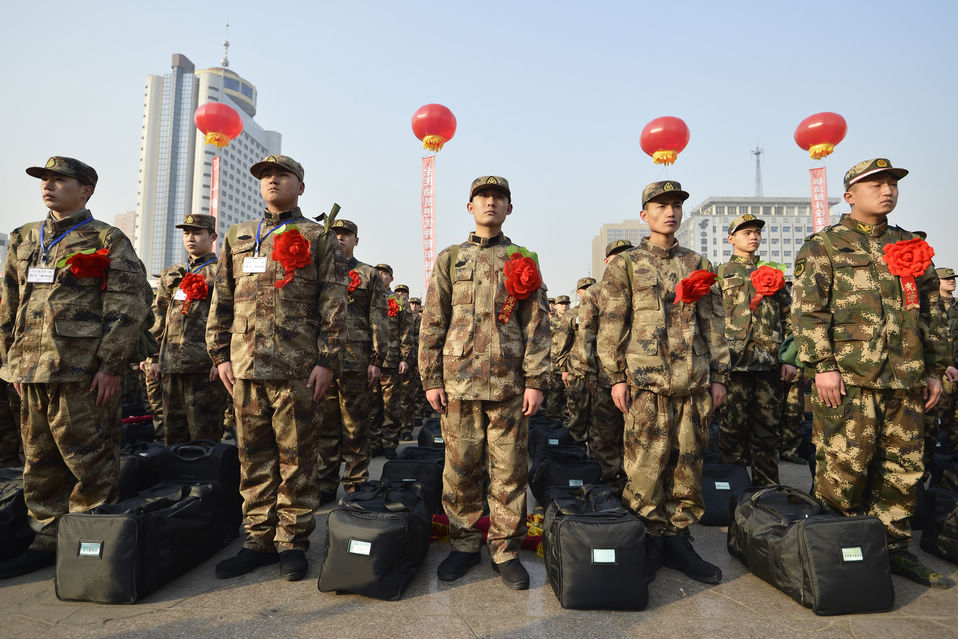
[399, 294, 425, 439]
[792, 158, 952, 588]
[207, 155, 348, 582]
[923, 267, 958, 465]
[558, 278, 597, 443]
[545, 295, 571, 419]
[391, 283, 417, 441]
[420, 176, 550, 590]
[315, 219, 388, 504]
[598, 180, 729, 585]
[149, 214, 228, 443]
[0, 157, 149, 578]
[717, 214, 797, 486]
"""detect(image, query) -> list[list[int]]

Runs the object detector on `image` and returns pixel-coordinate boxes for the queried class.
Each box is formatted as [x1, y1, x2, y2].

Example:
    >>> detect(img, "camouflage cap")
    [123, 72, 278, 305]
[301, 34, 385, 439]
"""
[469, 175, 511, 200]
[936, 267, 956, 280]
[330, 218, 358, 235]
[641, 180, 689, 207]
[605, 239, 633, 257]
[548, 297, 556, 303]
[728, 213, 765, 235]
[555, 295, 571, 305]
[576, 277, 596, 290]
[175, 214, 216, 231]
[250, 155, 305, 182]
[409, 297, 422, 305]
[375, 263, 393, 276]
[843, 158, 908, 191]
[26, 156, 98, 187]
[394, 283, 409, 293]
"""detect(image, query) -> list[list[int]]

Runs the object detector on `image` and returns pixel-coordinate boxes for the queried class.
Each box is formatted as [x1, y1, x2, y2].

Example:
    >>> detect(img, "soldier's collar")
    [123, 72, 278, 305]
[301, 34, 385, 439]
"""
[262, 207, 301, 224]
[468, 231, 506, 247]
[188, 252, 216, 268]
[347, 256, 359, 269]
[841, 213, 887, 237]
[729, 254, 759, 265]
[640, 236, 678, 258]
[47, 208, 92, 232]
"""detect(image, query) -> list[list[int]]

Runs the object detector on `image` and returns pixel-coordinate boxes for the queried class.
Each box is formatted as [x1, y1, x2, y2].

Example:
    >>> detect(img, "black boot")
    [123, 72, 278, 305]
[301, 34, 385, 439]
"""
[437, 550, 480, 581]
[663, 531, 722, 584]
[645, 535, 664, 584]
[491, 558, 530, 590]
[279, 549, 308, 581]
[214, 548, 279, 579]
[0, 549, 55, 579]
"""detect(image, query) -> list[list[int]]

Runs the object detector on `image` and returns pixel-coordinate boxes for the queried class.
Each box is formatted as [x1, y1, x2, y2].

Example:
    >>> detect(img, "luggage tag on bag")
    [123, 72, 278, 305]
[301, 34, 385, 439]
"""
[592, 548, 617, 564]
[568, 479, 584, 487]
[841, 546, 863, 562]
[714, 481, 731, 490]
[174, 289, 187, 301]
[27, 267, 55, 283]
[243, 257, 267, 274]
[78, 540, 103, 558]
[547, 438, 559, 446]
[433, 436, 444, 444]
[348, 539, 372, 556]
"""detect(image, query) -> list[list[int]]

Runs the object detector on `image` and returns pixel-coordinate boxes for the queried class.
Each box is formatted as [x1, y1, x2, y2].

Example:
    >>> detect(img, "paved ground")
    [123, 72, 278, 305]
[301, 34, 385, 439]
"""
[2, 448, 956, 638]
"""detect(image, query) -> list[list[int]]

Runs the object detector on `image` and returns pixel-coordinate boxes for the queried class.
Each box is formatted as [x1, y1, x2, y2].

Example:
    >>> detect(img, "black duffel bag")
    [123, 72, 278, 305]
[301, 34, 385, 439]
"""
[318, 480, 430, 600]
[153, 440, 241, 535]
[529, 423, 575, 452]
[381, 457, 443, 514]
[533, 444, 588, 463]
[418, 418, 445, 449]
[530, 455, 602, 507]
[920, 486, 958, 564]
[398, 446, 444, 463]
[56, 480, 229, 603]
[121, 416, 155, 446]
[0, 468, 35, 560]
[118, 441, 167, 500]
[728, 486, 894, 615]
[543, 484, 648, 610]
[700, 463, 751, 526]
[930, 450, 958, 491]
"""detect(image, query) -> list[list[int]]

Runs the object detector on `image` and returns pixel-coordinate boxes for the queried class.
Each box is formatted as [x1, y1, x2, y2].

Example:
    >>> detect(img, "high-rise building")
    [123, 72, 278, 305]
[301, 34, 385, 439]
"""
[0, 233, 8, 267]
[134, 52, 281, 277]
[590, 219, 650, 278]
[113, 210, 136, 241]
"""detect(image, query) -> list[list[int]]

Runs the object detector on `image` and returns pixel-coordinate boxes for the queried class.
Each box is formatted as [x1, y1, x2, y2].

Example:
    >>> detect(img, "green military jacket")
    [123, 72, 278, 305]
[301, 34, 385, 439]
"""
[792, 214, 948, 388]
[554, 307, 580, 375]
[549, 313, 565, 374]
[408, 312, 421, 370]
[0, 210, 150, 382]
[419, 232, 551, 401]
[718, 255, 792, 372]
[382, 293, 415, 369]
[206, 208, 349, 380]
[570, 284, 606, 386]
[344, 257, 388, 373]
[597, 237, 730, 396]
[152, 252, 218, 374]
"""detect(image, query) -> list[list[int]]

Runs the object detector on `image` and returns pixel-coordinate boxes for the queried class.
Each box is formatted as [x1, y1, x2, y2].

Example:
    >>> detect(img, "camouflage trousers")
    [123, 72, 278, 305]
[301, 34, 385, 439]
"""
[924, 379, 958, 475]
[780, 372, 806, 458]
[543, 373, 565, 419]
[316, 370, 372, 494]
[811, 384, 923, 547]
[369, 368, 402, 451]
[442, 395, 528, 563]
[590, 382, 625, 490]
[0, 382, 22, 467]
[161, 371, 228, 444]
[564, 376, 591, 444]
[233, 378, 321, 552]
[399, 365, 425, 433]
[21, 380, 121, 551]
[142, 366, 165, 441]
[623, 388, 711, 535]
[719, 371, 782, 486]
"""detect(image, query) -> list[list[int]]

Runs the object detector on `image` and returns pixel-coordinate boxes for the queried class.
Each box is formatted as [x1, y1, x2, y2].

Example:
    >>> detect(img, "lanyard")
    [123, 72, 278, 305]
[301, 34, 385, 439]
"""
[255, 218, 292, 256]
[40, 217, 95, 263]
[189, 257, 216, 273]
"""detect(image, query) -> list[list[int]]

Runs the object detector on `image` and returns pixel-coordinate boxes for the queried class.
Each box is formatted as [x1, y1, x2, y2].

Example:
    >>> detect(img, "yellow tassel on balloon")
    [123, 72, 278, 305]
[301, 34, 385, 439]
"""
[205, 132, 230, 148]
[422, 135, 447, 152]
[652, 150, 678, 165]
[808, 143, 835, 160]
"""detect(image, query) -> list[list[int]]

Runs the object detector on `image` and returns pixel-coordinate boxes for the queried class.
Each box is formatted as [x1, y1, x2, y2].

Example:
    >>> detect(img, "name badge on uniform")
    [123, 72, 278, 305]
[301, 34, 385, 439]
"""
[27, 267, 55, 283]
[174, 289, 187, 301]
[243, 257, 267, 273]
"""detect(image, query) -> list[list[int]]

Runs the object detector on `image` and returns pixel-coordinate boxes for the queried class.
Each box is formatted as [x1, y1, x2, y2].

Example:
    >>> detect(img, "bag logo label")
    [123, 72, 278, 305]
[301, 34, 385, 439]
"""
[592, 548, 616, 564]
[402, 478, 416, 482]
[714, 481, 731, 490]
[841, 546, 863, 562]
[348, 539, 372, 556]
[568, 479, 584, 487]
[433, 436, 444, 444]
[547, 438, 559, 446]
[78, 541, 103, 558]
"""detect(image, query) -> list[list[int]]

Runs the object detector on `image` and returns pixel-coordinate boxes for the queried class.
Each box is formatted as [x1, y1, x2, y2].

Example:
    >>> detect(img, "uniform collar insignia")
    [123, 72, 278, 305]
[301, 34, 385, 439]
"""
[468, 231, 506, 247]
[189, 252, 216, 268]
[842, 214, 887, 237]
[263, 207, 301, 224]
[48, 209, 92, 232]
[347, 256, 358, 269]
[729, 255, 757, 264]
[641, 236, 677, 258]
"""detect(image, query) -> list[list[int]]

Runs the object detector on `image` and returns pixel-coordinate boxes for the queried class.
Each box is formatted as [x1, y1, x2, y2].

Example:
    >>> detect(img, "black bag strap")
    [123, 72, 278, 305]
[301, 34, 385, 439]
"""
[341, 481, 419, 513]
[556, 484, 628, 516]
[748, 486, 822, 526]
[168, 440, 219, 461]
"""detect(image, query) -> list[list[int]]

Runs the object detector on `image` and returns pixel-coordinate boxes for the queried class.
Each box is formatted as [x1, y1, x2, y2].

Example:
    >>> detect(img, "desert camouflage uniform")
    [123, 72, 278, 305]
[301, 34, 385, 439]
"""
[597, 238, 730, 535]
[0, 210, 149, 551]
[419, 232, 550, 562]
[399, 311, 425, 435]
[0, 379, 21, 467]
[152, 252, 227, 443]
[556, 307, 591, 442]
[206, 208, 348, 552]
[544, 314, 567, 419]
[923, 296, 958, 470]
[717, 255, 791, 486]
[369, 294, 414, 452]
[316, 257, 387, 494]
[792, 214, 949, 547]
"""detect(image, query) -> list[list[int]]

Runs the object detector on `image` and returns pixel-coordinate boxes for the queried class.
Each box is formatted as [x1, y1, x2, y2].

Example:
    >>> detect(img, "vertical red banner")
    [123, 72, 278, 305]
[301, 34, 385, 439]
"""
[421, 155, 437, 294]
[809, 167, 830, 232]
[210, 156, 221, 252]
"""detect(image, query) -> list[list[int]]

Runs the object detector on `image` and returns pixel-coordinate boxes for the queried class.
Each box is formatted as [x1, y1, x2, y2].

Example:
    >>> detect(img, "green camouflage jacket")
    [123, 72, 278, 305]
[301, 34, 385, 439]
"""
[152, 252, 218, 374]
[206, 208, 349, 380]
[570, 284, 606, 385]
[549, 313, 565, 374]
[947, 298, 958, 365]
[554, 307, 579, 375]
[382, 293, 415, 369]
[408, 312, 421, 369]
[791, 214, 948, 388]
[0, 210, 150, 382]
[344, 257, 388, 373]
[597, 238, 730, 396]
[419, 232, 551, 401]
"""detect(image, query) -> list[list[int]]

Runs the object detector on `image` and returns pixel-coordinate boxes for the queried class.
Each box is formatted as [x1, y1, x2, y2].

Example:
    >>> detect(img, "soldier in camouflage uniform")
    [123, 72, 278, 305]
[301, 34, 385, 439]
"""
[792, 158, 952, 588]
[779, 369, 807, 462]
[597, 180, 730, 585]
[149, 214, 227, 444]
[717, 214, 796, 486]
[315, 219, 388, 503]
[400, 295, 426, 439]
[558, 277, 596, 443]
[544, 295, 571, 419]
[923, 267, 958, 468]
[0, 379, 21, 467]
[207, 155, 348, 582]
[420, 176, 550, 590]
[0, 157, 150, 578]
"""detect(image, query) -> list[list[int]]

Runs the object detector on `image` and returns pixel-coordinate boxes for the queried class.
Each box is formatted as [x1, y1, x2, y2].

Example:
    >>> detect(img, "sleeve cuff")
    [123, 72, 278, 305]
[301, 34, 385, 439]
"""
[608, 372, 627, 385]
[710, 372, 728, 386]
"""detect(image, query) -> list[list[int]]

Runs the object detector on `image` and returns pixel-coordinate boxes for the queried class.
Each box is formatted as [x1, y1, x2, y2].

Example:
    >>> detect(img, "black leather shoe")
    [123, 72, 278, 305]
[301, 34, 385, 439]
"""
[437, 550, 480, 581]
[491, 558, 530, 590]
[279, 549, 308, 581]
[214, 548, 279, 579]
[383, 448, 397, 460]
[0, 549, 55, 579]
[645, 535, 664, 583]
[663, 532, 722, 584]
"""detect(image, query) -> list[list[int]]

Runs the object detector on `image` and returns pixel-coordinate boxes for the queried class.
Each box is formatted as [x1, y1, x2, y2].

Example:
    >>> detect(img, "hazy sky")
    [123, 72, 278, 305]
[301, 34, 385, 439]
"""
[3, 1, 956, 298]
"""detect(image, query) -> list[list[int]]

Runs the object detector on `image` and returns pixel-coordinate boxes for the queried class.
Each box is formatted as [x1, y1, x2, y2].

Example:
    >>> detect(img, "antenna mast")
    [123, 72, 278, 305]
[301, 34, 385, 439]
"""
[752, 147, 764, 197]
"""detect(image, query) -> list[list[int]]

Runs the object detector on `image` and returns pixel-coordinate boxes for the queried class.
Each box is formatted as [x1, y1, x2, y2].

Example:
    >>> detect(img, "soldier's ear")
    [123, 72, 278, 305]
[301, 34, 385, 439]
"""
[843, 189, 855, 206]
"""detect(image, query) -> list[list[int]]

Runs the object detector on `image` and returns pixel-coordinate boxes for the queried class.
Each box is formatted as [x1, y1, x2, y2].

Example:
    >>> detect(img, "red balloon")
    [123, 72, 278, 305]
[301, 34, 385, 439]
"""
[640, 116, 690, 165]
[194, 102, 244, 149]
[412, 104, 457, 152]
[794, 112, 847, 160]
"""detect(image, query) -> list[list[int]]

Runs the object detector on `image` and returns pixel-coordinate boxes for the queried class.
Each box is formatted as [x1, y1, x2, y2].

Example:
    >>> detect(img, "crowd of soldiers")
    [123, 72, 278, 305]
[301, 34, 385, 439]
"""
[0, 153, 954, 596]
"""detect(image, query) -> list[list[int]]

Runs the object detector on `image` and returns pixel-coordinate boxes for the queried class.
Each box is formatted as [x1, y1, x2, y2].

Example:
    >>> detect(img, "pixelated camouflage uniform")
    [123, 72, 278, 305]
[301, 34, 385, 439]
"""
[556, 307, 591, 442]
[419, 232, 550, 563]
[316, 257, 388, 494]
[151, 252, 227, 444]
[792, 214, 949, 548]
[369, 294, 414, 452]
[543, 314, 567, 419]
[717, 255, 791, 486]
[206, 208, 348, 552]
[399, 311, 425, 434]
[780, 370, 806, 459]
[597, 238, 730, 535]
[0, 210, 150, 551]
[923, 295, 958, 470]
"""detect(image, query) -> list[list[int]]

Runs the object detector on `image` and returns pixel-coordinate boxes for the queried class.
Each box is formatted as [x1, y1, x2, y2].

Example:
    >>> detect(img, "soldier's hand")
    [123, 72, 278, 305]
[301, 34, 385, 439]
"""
[307, 365, 334, 402]
[399, 361, 409, 375]
[561, 371, 570, 387]
[90, 371, 122, 406]
[12, 383, 21, 397]
[710, 382, 727, 409]
[522, 388, 544, 416]
[611, 382, 630, 414]
[814, 371, 845, 409]
[367, 365, 381, 389]
[209, 365, 218, 382]
[148, 362, 160, 382]
[781, 364, 798, 383]
[426, 388, 447, 414]
[946, 366, 958, 383]
[924, 376, 943, 411]
[217, 362, 236, 397]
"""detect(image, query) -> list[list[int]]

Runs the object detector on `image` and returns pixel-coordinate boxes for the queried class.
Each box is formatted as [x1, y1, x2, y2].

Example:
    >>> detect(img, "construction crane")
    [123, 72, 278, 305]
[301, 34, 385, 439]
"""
[752, 147, 763, 197]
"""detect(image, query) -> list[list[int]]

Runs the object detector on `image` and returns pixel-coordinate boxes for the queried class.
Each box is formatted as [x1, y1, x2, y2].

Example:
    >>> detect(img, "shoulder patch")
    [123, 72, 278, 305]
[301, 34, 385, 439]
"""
[793, 258, 806, 278]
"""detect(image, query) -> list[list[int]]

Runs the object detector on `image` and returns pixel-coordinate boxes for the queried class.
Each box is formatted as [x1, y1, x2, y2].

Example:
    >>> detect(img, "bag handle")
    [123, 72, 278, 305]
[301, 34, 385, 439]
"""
[169, 440, 219, 461]
[748, 486, 821, 527]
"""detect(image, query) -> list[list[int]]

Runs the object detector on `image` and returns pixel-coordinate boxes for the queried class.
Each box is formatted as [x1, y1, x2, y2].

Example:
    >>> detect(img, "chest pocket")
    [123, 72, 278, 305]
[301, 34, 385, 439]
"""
[452, 267, 474, 305]
[720, 276, 749, 341]
[632, 272, 659, 311]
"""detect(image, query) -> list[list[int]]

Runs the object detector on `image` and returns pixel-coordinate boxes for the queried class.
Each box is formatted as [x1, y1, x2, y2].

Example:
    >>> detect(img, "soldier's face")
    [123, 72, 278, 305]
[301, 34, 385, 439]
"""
[942, 278, 956, 294]
[729, 226, 762, 253]
[40, 173, 93, 216]
[336, 230, 358, 256]
[411, 302, 421, 314]
[549, 302, 556, 313]
[641, 198, 684, 235]
[556, 303, 569, 315]
[378, 270, 393, 288]
[845, 174, 899, 216]
[182, 228, 215, 256]
[467, 188, 512, 230]
[259, 168, 304, 211]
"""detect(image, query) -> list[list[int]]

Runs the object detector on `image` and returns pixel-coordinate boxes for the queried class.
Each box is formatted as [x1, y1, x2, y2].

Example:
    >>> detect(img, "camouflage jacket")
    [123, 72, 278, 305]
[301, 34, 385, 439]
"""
[792, 214, 948, 388]
[0, 210, 150, 383]
[549, 313, 565, 373]
[570, 285, 606, 386]
[344, 257, 388, 373]
[151, 252, 218, 374]
[408, 312, 421, 369]
[382, 293, 415, 369]
[718, 255, 792, 372]
[554, 307, 580, 375]
[597, 238, 730, 396]
[419, 232, 551, 401]
[945, 297, 958, 365]
[206, 208, 349, 380]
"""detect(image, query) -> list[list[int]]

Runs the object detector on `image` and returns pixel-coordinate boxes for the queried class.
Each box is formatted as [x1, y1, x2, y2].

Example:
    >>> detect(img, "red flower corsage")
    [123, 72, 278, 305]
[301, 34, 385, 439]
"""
[62, 248, 110, 289]
[748, 265, 785, 310]
[500, 246, 542, 323]
[348, 269, 361, 293]
[271, 227, 312, 289]
[674, 269, 716, 304]
[178, 272, 209, 314]
[387, 297, 400, 317]
[882, 238, 934, 310]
